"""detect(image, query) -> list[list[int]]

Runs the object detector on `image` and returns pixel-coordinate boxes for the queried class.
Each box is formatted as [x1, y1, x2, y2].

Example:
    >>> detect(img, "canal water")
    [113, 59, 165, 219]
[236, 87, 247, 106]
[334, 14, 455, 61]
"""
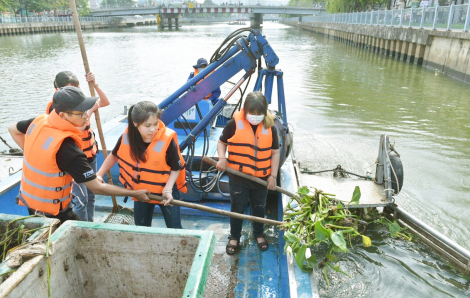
[0, 23, 469, 297]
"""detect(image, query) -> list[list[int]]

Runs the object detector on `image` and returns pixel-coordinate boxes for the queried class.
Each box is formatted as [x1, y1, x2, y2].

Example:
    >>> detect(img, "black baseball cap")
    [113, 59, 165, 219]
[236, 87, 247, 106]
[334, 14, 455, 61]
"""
[53, 86, 98, 113]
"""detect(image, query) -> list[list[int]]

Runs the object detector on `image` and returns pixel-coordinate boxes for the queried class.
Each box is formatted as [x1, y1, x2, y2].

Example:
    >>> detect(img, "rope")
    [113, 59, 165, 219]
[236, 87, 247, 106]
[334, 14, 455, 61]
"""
[0, 135, 13, 149]
[300, 166, 373, 180]
[384, 135, 401, 195]
[0, 135, 23, 156]
[388, 136, 400, 157]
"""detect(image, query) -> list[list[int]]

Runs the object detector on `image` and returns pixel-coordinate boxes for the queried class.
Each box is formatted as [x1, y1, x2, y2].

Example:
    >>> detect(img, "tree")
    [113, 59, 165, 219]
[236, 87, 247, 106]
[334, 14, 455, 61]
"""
[9, 0, 45, 16]
[2, 0, 90, 16]
[286, 0, 380, 13]
[54, 0, 91, 15]
[101, 0, 134, 9]
[0, 0, 9, 11]
[0, 0, 91, 16]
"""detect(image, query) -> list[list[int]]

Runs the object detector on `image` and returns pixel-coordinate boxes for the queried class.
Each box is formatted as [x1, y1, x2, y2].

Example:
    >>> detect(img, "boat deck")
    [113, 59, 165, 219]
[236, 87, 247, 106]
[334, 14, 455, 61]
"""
[93, 193, 286, 297]
[299, 174, 390, 207]
[0, 157, 22, 182]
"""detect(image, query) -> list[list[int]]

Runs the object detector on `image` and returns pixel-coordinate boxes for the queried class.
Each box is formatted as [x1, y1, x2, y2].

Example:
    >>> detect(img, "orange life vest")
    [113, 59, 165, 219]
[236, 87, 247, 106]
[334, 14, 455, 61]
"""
[18, 111, 83, 216]
[116, 120, 187, 204]
[194, 68, 213, 100]
[46, 99, 98, 159]
[227, 109, 272, 178]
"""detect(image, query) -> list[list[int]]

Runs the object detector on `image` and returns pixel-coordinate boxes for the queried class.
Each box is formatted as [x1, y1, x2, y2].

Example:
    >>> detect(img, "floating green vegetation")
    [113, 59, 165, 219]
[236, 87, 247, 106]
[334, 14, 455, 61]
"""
[0, 215, 40, 262]
[1, 215, 54, 296]
[374, 216, 413, 241]
[282, 186, 411, 286]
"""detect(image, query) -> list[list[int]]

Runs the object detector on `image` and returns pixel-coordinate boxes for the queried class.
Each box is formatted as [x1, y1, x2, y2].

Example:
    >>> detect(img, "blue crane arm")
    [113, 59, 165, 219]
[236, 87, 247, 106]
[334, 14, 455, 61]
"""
[157, 30, 282, 151]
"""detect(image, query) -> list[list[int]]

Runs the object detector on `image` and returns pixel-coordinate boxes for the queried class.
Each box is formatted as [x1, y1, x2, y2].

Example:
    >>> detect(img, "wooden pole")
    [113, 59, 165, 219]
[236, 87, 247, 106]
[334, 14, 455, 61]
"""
[202, 156, 296, 198]
[148, 194, 283, 226]
[68, 0, 120, 212]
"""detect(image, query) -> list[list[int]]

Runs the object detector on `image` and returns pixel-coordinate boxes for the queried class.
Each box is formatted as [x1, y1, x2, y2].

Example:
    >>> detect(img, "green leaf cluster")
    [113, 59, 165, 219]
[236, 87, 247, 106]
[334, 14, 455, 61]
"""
[375, 216, 413, 241]
[1, 215, 42, 262]
[0, 0, 9, 13]
[282, 186, 369, 286]
[100, 0, 134, 10]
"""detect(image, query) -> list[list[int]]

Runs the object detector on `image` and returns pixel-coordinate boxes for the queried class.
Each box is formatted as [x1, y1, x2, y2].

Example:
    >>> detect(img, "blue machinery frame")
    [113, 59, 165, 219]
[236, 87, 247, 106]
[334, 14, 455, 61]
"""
[156, 30, 286, 151]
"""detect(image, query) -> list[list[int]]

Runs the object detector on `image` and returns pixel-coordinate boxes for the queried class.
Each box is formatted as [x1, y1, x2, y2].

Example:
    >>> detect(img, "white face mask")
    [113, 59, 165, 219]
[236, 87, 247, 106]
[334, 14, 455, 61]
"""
[246, 113, 264, 125]
[197, 67, 205, 73]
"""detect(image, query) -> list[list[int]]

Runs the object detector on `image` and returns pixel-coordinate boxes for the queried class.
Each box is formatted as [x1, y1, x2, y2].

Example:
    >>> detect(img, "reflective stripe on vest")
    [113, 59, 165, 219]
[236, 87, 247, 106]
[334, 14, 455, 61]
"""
[16, 193, 73, 217]
[20, 187, 71, 204]
[227, 110, 272, 178]
[22, 172, 72, 192]
[20, 112, 82, 215]
[23, 156, 65, 178]
[116, 121, 187, 204]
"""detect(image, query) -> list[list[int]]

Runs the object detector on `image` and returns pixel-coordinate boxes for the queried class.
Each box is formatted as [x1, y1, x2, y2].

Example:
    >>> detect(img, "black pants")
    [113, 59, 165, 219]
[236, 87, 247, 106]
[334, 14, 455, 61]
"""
[28, 206, 80, 223]
[229, 180, 268, 241]
[133, 186, 183, 228]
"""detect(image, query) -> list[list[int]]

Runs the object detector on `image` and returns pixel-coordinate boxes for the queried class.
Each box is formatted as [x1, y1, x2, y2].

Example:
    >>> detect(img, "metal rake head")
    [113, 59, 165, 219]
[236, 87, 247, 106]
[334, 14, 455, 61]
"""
[103, 207, 135, 225]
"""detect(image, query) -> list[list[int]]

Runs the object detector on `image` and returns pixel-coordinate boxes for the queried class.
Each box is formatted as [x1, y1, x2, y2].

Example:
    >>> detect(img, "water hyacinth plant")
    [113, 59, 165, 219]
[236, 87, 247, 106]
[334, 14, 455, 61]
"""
[282, 186, 413, 286]
[282, 186, 371, 285]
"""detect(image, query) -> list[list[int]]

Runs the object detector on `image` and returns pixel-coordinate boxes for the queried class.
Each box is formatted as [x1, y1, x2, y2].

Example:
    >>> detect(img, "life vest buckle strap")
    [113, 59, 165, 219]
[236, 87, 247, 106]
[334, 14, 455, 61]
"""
[58, 171, 66, 177]
[82, 131, 93, 141]
[55, 187, 62, 192]
[52, 199, 60, 204]
[82, 142, 96, 151]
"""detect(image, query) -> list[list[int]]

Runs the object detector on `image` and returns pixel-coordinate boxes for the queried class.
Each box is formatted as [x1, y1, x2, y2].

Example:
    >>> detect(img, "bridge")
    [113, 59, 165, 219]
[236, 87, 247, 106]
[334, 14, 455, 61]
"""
[89, 4, 325, 28]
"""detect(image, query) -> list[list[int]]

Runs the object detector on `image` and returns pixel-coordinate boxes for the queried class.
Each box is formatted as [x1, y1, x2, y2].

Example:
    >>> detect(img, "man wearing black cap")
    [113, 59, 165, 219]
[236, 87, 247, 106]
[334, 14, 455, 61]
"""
[8, 86, 150, 222]
[187, 58, 221, 106]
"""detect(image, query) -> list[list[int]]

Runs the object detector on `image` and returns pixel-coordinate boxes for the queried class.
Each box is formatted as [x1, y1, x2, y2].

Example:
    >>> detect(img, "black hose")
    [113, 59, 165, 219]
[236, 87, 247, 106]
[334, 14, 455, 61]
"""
[188, 28, 259, 195]
[300, 169, 372, 180]
[230, 74, 252, 118]
[210, 28, 256, 64]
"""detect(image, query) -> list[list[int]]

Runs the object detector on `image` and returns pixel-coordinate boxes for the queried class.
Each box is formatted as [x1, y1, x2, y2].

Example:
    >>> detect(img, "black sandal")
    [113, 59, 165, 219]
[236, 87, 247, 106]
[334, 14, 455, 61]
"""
[226, 238, 239, 255]
[254, 235, 269, 251]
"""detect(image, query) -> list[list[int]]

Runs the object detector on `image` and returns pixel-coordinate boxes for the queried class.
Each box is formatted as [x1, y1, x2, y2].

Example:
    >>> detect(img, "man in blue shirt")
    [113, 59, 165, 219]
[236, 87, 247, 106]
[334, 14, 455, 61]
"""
[187, 58, 221, 106]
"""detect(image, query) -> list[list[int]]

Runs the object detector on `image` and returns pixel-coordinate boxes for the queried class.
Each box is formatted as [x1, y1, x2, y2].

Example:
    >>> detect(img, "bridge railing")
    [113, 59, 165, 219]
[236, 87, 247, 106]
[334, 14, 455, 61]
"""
[291, 4, 470, 31]
[89, 2, 325, 11]
[0, 16, 108, 24]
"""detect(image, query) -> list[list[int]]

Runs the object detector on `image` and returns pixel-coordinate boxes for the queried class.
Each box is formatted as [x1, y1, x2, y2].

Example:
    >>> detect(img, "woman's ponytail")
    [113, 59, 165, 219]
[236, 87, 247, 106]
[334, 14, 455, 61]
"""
[263, 111, 275, 129]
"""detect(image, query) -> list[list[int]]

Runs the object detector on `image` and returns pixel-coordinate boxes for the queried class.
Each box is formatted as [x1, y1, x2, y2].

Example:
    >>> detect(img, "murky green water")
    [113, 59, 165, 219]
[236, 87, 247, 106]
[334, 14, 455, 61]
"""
[0, 23, 469, 296]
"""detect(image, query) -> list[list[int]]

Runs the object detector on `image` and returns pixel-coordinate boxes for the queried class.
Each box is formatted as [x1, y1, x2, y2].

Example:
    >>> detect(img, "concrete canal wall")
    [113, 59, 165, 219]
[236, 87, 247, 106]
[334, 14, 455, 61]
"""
[0, 18, 158, 36]
[0, 21, 109, 36]
[284, 20, 470, 84]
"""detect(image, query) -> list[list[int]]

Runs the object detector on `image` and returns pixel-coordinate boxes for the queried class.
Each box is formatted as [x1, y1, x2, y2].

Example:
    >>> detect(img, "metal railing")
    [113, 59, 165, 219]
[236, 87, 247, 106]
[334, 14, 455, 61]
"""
[293, 4, 470, 31]
[89, 2, 326, 11]
[0, 16, 108, 24]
